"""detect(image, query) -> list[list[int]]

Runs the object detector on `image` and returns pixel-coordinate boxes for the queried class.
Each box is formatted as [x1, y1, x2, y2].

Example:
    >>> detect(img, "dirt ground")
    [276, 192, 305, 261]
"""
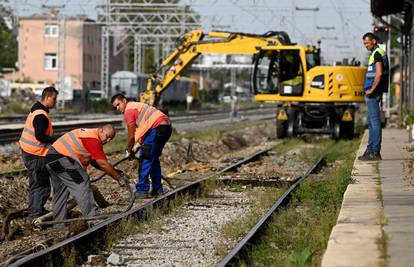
[0, 120, 281, 263]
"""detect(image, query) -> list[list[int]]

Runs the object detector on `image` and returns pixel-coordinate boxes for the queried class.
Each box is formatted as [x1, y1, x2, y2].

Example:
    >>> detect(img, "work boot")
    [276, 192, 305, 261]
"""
[357, 150, 370, 160]
[135, 192, 149, 199]
[26, 216, 35, 225]
[150, 190, 163, 198]
[358, 152, 381, 161]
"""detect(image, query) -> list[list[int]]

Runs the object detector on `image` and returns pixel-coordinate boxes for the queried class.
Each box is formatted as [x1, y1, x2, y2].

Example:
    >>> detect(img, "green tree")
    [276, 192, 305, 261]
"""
[0, 4, 17, 70]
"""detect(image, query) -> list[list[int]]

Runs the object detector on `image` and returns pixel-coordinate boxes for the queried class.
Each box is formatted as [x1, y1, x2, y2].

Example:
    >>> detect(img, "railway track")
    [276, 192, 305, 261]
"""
[0, 107, 275, 125]
[3, 141, 333, 266]
[0, 107, 275, 145]
[218, 144, 332, 266]
[0, 147, 127, 179]
[4, 147, 273, 267]
[0, 118, 124, 144]
[94, 144, 331, 267]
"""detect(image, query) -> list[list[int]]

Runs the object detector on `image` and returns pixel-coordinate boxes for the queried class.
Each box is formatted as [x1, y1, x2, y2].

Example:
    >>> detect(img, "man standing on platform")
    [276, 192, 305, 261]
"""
[358, 32, 389, 161]
[111, 94, 172, 198]
[19, 86, 58, 223]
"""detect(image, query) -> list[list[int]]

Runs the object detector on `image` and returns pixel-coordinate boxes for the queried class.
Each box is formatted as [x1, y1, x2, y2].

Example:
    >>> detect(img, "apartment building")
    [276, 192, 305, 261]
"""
[14, 14, 127, 98]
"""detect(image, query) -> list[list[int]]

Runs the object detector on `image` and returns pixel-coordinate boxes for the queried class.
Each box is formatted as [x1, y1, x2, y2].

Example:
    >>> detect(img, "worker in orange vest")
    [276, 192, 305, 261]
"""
[44, 125, 129, 227]
[19, 86, 58, 223]
[111, 94, 172, 199]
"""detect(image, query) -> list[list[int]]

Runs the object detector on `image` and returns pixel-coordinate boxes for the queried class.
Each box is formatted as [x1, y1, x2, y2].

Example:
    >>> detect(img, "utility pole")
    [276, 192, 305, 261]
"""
[386, 15, 391, 119]
[230, 67, 237, 122]
[58, 15, 66, 109]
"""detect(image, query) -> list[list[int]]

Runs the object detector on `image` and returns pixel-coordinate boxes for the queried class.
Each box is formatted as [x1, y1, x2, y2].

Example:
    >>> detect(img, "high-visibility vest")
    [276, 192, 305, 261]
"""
[125, 102, 166, 142]
[52, 128, 100, 168]
[363, 45, 389, 93]
[19, 109, 53, 156]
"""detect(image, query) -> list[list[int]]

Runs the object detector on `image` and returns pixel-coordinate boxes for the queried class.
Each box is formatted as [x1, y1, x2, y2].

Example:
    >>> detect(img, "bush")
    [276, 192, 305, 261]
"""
[1, 101, 31, 115]
[91, 98, 113, 113]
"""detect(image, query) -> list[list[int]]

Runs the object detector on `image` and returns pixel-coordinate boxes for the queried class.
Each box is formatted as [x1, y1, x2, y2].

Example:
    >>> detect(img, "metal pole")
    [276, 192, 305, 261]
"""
[409, 34, 413, 111]
[134, 35, 142, 73]
[199, 68, 203, 90]
[142, 45, 146, 73]
[154, 42, 160, 69]
[101, 27, 109, 98]
[58, 14, 66, 110]
[386, 16, 391, 118]
[230, 67, 237, 122]
[398, 31, 403, 126]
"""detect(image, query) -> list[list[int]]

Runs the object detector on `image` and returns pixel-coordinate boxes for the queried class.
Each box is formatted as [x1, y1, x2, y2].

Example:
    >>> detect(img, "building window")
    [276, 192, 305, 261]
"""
[44, 53, 57, 70]
[44, 24, 59, 37]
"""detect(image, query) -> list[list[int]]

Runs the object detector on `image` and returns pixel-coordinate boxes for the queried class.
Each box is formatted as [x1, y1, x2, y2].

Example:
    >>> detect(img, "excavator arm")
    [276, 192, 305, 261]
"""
[140, 30, 288, 105]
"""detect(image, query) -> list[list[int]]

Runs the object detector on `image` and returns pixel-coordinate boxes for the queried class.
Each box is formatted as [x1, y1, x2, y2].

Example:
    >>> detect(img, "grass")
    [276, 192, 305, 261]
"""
[213, 186, 284, 257]
[170, 119, 273, 142]
[235, 139, 359, 266]
[103, 133, 128, 154]
[0, 101, 31, 115]
[276, 138, 307, 155]
[298, 140, 332, 164]
[60, 246, 77, 267]
[374, 162, 389, 267]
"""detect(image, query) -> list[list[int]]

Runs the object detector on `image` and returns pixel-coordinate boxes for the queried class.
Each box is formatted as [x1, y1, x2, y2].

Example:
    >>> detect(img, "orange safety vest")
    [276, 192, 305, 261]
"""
[52, 128, 100, 168]
[125, 102, 166, 142]
[19, 109, 53, 156]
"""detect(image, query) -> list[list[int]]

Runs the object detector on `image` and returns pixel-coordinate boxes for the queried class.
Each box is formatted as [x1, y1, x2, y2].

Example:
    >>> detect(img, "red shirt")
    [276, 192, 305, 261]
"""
[81, 138, 107, 161]
[124, 108, 169, 128]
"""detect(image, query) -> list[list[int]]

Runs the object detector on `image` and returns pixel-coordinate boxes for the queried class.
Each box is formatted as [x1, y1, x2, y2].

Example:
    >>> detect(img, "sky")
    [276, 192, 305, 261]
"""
[7, 0, 374, 64]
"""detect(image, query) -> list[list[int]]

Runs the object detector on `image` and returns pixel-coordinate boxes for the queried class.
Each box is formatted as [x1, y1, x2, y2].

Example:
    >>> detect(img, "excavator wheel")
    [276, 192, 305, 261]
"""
[332, 123, 341, 140]
[340, 121, 355, 140]
[276, 119, 287, 139]
[287, 121, 295, 138]
[286, 107, 297, 138]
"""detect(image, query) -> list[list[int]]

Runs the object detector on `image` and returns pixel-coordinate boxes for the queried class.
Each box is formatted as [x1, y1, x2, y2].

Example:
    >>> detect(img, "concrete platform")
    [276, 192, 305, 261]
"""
[322, 128, 414, 267]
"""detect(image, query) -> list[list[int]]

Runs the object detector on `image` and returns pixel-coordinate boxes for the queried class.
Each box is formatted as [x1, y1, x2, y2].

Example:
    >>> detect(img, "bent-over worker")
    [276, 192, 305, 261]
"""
[111, 94, 172, 199]
[44, 125, 128, 227]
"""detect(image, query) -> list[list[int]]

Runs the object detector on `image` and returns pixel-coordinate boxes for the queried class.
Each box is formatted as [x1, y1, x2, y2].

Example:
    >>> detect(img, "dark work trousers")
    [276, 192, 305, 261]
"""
[21, 150, 51, 219]
[136, 125, 172, 193]
[45, 156, 97, 228]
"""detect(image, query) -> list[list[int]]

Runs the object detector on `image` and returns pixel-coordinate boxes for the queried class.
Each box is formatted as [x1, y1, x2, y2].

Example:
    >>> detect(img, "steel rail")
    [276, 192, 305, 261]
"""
[0, 118, 124, 144]
[0, 108, 276, 144]
[0, 147, 126, 179]
[217, 144, 334, 267]
[0, 107, 276, 125]
[5, 147, 272, 267]
[171, 107, 275, 123]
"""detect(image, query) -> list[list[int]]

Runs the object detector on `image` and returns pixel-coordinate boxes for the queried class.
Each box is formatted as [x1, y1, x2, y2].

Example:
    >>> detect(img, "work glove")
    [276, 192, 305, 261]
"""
[125, 150, 134, 161]
[117, 171, 129, 188]
[132, 142, 141, 154]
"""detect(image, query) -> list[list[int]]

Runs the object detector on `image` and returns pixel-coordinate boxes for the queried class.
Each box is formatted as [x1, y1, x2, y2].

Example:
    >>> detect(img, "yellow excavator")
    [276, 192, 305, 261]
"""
[140, 30, 366, 139]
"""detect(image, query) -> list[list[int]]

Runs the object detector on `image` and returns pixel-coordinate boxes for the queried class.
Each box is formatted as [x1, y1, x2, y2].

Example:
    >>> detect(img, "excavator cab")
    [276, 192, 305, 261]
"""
[253, 49, 304, 97]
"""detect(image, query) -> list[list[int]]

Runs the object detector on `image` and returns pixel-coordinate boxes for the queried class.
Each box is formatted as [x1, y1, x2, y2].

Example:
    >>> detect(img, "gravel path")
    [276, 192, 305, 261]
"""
[95, 190, 254, 267]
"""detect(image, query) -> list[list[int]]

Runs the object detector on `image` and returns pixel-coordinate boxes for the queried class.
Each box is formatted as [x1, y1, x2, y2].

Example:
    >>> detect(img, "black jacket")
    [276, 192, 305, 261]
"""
[31, 101, 56, 144]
